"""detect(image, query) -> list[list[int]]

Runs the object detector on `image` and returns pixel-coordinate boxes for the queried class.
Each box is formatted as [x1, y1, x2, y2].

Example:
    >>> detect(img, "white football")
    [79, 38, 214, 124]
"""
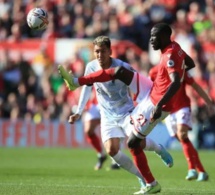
[27, 8, 49, 30]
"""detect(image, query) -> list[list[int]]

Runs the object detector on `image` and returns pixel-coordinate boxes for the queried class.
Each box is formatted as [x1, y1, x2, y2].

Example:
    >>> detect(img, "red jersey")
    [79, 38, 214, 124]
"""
[150, 41, 187, 112]
[148, 65, 159, 82]
[149, 64, 194, 113]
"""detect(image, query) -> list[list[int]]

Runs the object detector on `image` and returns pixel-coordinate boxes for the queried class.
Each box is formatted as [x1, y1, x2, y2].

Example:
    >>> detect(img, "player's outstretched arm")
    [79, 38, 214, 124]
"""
[191, 81, 214, 115]
[78, 66, 134, 86]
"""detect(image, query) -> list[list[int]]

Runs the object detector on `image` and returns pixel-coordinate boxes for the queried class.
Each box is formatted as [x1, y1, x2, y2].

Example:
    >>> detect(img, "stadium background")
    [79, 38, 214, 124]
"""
[0, 0, 215, 149]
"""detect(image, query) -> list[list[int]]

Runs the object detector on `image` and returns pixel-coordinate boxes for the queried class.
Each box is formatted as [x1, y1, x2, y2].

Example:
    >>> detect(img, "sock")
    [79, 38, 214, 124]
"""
[73, 78, 80, 86]
[181, 138, 204, 171]
[86, 134, 103, 155]
[130, 147, 155, 184]
[111, 158, 118, 165]
[78, 68, 115, 86]
[144, 137, 161, 154]
[194, 152, 206, 172]
[111, 150, 144, 182]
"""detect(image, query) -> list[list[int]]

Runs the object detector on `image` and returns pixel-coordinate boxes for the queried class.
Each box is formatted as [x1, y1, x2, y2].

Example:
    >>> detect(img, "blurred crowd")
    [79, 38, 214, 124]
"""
[0, 0, 215, 148]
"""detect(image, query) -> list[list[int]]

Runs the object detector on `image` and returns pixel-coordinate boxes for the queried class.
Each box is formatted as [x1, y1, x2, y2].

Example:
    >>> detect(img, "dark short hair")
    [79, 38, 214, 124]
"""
[93, 36, 111, 49]
[154, 23, 172, 38]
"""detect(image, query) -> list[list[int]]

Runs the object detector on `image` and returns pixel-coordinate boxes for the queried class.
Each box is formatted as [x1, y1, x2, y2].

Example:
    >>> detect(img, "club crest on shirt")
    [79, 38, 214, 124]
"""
[167, 60, 175, 67]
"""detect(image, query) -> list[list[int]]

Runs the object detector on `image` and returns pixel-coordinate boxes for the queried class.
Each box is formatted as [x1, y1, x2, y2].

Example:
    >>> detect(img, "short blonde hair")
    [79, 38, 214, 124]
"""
[93, 36, 111, 49]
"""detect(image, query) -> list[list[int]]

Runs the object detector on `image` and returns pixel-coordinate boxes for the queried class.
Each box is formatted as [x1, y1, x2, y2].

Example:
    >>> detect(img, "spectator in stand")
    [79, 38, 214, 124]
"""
[2, 92, 18, 118]
[2, 54, 21, 96]
[73, 16, 87, 38]
[15, 52, 35, 86]
[107, 16, 122, 40]
[207, 57, 215, 101]
[17, 82, 27, 118]
[69, 52, 85, 77]
[7, 23, 22, 42]
[58, 12, 73, 37]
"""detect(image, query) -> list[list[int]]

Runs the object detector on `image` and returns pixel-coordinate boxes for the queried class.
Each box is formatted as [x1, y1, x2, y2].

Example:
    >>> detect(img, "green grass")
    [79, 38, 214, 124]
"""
[0, 148, 214, 195]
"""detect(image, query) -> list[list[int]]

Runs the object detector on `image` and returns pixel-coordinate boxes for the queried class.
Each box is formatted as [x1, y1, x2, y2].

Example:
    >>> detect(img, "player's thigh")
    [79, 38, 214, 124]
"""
[118, 113, 133, 137]
[100, 119, 126, 144]
[84, 119, 100, 134]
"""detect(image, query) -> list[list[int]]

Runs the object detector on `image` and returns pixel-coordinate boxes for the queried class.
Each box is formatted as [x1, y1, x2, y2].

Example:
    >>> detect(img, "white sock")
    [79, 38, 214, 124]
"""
[111, 158, 117, 165]
[73, 78, 80, 86]
[146, 180, 157, 186]
[111, 150, 144, 180]
[144, 138, 161, 154]
[97, 153, 105, 158]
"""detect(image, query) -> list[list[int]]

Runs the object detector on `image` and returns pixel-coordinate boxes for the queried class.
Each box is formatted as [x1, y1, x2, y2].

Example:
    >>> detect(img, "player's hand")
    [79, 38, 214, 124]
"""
[68, 114, 81, 124]
[150, 105, 162, 123]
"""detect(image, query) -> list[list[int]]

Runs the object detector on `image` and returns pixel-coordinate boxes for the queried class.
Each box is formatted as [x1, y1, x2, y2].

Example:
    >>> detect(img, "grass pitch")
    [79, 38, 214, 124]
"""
[0, 148, 214, 195]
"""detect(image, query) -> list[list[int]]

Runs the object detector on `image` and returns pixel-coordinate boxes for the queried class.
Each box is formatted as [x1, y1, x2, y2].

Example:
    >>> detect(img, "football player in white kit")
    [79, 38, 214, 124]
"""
[58, 35, 173, 194]
[78, 88, 120, 170]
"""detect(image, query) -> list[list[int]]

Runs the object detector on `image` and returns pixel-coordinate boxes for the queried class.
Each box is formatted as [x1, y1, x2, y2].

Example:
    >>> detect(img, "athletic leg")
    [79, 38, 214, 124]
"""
[177, 124, 208, 181]
[172, 107, 208, 181]
[104, 137, 146, 187]
[128, 133, 161, 194]
[84, 105, 107, 170]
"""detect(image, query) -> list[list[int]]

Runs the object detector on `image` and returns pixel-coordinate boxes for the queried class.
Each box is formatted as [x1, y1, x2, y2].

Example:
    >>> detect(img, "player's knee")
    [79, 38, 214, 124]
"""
[177, 131, 188, 141]
[127, 140, 141, 149]
[127, 135, 142, 149]
[106, 147, 119, 156]
[85, 127, 95, 136]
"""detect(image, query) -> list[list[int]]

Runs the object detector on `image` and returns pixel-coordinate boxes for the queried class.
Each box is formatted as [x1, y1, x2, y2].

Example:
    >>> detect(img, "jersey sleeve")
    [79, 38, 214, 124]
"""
[75, 85, 92, 115]
[75, 63, 93, 115]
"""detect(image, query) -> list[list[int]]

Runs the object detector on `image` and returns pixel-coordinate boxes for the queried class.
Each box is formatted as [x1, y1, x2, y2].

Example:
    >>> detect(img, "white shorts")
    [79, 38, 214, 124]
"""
[100, 112, 134, 143]
[129, 72, 169, 138]
[130, 93, 169, 139]
[165, 107, 192, 137]
[84, 104, 100, 121]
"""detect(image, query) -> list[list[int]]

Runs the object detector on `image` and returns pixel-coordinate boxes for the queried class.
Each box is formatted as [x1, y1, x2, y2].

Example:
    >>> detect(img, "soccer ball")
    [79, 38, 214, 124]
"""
[27, 8, 49, 30]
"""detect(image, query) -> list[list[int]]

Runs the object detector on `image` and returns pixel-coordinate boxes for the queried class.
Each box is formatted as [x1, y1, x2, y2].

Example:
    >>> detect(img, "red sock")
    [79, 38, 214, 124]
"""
[181, 139, 196, 169]
[130, 147, 155, 183]
[86, 134, 102, 154]
[181, 138, 205, 172]
[194, 151, 205, 172]
[78, 68, 115, 86]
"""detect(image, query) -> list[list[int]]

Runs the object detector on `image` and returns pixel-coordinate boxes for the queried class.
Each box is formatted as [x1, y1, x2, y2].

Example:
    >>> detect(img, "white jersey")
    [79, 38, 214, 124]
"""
[76, 58, 135, 121]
